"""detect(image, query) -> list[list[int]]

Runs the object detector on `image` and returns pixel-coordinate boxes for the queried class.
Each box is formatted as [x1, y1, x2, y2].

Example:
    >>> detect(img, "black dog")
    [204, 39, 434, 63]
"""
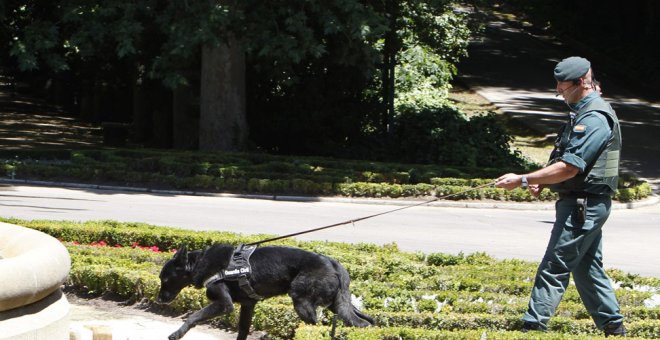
[157, 244, 373, 340]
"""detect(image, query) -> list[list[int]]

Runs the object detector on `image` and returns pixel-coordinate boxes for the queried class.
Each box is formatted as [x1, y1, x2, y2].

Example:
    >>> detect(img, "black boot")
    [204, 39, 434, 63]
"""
[604, 322, 626, 337]
[521, 321, 544, 332]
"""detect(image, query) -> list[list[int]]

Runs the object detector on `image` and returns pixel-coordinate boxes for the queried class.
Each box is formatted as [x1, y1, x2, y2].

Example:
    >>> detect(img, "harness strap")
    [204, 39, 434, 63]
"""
[203, 273, 223, 287]
[238, 275, 263, 300]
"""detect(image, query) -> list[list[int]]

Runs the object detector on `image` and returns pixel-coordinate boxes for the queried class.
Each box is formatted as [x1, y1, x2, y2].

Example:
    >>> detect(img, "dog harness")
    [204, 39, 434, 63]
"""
[203, 244, 263, 300]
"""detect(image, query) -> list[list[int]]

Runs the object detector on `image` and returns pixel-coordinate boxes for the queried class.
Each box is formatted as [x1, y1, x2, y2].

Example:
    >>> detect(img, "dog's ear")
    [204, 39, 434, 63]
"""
[173, 244, 188, 264]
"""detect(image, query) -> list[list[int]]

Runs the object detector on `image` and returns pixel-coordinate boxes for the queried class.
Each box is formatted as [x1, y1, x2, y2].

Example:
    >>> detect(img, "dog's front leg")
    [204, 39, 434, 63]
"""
[168, 300, 234, 340]
[169, 285, 234, 340]
[236, 300, 257, 340]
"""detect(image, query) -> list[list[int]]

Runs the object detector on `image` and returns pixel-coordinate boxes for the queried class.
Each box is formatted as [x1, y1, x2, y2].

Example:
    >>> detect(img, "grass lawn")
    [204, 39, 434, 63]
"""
[449, 81, 552, 166]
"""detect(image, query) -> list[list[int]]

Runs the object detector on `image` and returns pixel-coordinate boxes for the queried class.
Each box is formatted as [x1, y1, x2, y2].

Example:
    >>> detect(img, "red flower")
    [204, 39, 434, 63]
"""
[73, 240, 163, 252]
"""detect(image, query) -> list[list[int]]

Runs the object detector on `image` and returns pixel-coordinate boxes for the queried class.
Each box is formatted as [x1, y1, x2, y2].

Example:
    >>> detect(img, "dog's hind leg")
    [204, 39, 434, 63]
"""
[289, 273, 324, 325]
[329, 260, 373, 327]
[353, 307, 375, 325]
[236, 300, 257, 340]
[291, 297, 319, 324]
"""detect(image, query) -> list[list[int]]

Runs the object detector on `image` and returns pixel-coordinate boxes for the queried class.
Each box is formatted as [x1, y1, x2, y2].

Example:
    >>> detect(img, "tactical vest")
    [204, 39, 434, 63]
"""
[549, 96, 621, 195]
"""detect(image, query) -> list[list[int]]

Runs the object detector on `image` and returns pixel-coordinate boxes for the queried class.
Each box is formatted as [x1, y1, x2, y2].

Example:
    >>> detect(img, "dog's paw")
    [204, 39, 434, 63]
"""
[168, 331, 183, 340]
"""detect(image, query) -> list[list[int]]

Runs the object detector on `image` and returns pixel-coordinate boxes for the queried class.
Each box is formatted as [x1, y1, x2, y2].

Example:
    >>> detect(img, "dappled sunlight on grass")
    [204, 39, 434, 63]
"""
[450, 82, 551, 166]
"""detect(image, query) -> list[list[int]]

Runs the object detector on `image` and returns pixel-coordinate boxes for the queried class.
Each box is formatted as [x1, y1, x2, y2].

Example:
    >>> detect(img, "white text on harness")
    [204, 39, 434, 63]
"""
[224, 267, 250, 276]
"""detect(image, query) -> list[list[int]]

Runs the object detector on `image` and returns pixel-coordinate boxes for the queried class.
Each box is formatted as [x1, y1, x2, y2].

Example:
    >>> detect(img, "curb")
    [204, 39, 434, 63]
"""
[2, 178, 657, 211]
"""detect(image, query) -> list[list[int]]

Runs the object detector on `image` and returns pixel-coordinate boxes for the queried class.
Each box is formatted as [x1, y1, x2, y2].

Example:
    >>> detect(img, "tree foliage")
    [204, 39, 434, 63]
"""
[0, 0, 519, 168]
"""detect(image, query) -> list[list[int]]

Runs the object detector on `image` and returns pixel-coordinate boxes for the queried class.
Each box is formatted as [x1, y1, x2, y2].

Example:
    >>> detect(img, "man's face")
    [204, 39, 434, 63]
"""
[556, 80, 580, 104]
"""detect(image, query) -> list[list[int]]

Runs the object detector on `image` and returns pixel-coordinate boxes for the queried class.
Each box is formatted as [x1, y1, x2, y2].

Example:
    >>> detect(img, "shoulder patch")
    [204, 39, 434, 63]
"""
[573, 124, 586, 133]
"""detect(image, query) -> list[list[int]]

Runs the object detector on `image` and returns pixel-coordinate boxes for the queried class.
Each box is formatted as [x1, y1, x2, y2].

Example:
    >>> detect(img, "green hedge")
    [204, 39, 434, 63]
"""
[7, 219, 277, 252]
[2, 149, 651, 202]
[63, 254, 660, 339]
[5, 218, 660, 339]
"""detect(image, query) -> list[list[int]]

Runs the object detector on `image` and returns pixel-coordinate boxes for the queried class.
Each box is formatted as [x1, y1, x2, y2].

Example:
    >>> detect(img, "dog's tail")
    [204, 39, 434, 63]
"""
[331, 259, 374, 327]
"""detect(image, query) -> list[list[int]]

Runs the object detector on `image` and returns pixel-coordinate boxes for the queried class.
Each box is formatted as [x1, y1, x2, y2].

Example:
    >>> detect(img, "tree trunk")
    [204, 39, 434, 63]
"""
[132, 69, 150, 144]
[150, 108, 173, 148]
[135, 78, 172, 148]
[199, 36, 247, 151]
[150, 86, 173, 148]
[172, 84, 198, 149]
[382, 1, 400, 136]
[382, 51, 395, 135]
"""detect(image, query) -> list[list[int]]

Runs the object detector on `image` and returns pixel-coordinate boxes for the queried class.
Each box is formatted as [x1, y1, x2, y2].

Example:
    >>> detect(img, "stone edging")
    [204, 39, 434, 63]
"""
[1, 178, 657, 211]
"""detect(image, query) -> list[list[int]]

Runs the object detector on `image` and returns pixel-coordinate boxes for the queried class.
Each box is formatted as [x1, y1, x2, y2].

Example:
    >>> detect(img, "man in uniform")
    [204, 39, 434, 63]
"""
[495, 56, 626, 337]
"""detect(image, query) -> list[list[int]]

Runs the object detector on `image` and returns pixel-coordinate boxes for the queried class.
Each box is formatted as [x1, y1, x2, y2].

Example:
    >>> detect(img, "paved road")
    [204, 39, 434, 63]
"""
[1, 184, 659, 278]
[457, 17, 660, 192]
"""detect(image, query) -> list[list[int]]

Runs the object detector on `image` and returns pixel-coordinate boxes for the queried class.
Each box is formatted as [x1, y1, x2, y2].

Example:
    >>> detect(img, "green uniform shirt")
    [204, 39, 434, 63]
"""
[553, 92, 614, 195]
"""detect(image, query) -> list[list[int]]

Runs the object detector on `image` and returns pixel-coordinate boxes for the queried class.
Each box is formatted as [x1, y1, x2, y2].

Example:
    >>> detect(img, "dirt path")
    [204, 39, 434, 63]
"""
[67, 292, 265, 340]
[0, 87, 102, 150]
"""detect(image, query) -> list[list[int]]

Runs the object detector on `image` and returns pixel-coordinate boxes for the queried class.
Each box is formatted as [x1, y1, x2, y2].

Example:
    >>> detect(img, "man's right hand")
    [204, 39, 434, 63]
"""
[495, 173, 522, 190]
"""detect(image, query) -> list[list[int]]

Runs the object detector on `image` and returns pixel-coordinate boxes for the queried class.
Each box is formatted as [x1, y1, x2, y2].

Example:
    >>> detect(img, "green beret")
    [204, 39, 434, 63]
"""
[554, 56, 590, 81]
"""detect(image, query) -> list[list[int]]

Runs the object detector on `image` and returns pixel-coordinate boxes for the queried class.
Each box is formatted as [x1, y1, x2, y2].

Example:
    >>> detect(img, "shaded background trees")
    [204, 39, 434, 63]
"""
[13, 0, 639, 170]
[2, 1, 476, 156]
[494, 0, 660, 98]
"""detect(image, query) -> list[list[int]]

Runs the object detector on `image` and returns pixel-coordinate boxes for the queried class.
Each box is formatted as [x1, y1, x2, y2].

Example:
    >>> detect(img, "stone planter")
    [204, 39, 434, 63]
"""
[0, 222, 71, 339]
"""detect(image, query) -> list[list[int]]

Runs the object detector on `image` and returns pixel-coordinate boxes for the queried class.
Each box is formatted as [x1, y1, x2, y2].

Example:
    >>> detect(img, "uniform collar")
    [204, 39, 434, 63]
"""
[570, 91, 599, 113]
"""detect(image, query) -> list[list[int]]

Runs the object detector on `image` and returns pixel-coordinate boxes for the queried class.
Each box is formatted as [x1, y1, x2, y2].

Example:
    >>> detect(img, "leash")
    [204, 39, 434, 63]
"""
[246, 181, 496, 246]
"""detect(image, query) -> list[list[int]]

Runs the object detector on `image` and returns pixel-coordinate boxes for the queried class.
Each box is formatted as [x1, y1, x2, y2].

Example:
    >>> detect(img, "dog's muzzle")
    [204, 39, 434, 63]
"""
[156, 293, 175, 305]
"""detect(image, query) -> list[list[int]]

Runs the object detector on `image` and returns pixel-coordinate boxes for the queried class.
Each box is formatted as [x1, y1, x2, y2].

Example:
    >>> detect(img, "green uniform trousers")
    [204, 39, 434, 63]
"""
[522, 195, 624, 330]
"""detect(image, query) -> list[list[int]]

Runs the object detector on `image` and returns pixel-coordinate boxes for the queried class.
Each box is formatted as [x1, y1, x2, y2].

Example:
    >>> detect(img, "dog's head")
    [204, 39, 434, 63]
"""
[157, 245, 194, 304]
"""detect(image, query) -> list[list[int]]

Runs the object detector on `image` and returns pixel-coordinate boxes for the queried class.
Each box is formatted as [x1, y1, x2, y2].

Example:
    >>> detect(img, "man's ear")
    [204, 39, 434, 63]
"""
[579, 76, 592, 89]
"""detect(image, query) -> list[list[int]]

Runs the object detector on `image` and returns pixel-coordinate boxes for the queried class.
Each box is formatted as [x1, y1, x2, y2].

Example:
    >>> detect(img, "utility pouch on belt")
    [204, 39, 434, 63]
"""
[576, 198, 587, 223]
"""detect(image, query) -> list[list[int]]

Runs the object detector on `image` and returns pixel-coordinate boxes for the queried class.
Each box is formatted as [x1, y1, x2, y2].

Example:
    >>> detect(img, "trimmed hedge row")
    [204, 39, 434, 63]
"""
[1, 149, 652, 202]
[65, 253, 660, 340]
[294, 324, 657, 339]
[65, 250, 660, 339]
[66, 244, 660, 323]
[5, 219, 279, 252]
[6, 218, 660, 339]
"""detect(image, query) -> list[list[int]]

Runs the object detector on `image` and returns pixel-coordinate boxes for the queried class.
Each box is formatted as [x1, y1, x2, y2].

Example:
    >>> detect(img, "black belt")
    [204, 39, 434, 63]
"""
[558, 192, 607, 198]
